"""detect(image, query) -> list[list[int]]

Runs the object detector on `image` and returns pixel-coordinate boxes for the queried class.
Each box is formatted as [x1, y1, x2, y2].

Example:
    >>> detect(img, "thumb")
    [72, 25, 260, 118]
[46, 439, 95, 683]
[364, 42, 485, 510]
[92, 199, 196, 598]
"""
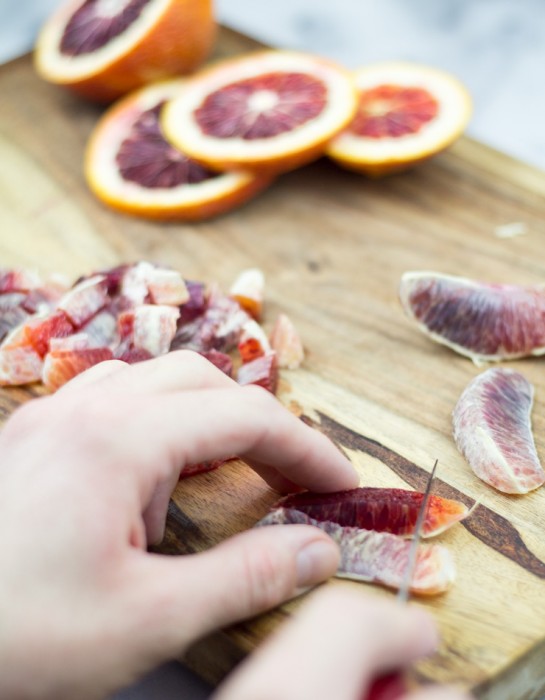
[132, 524, 340, 654]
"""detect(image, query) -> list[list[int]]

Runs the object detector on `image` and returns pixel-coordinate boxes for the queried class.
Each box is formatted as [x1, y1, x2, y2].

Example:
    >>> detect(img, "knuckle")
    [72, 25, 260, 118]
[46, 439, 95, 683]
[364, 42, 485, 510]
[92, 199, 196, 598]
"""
[239, 541, 294, 613]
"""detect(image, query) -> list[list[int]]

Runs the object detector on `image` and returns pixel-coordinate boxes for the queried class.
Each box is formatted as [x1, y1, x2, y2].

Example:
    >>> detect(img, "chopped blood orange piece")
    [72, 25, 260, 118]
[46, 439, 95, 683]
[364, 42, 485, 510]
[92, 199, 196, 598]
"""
[399, 271, 545, 362]
[453, 367, 545, 494]
[0, 325, 44, 386]
[42, 347, 114, 391]
[237, 351, 278, 393]
[230, 268, 265, 319]
[258, 508, 455, 595]
[199, 350, 233, 377]
[180, 457, 236, 479]
[162, 50, 358, 174]
[269, 313, 304, 369]
[277, 487, 469, 537]
[0, 268, 42, 293]
[327, 62, 472, 177]
[57, 275, 109, 327]
[22, 311, 75, 357]
[238, 319, 271, 364]
[132, 304, 180, 356]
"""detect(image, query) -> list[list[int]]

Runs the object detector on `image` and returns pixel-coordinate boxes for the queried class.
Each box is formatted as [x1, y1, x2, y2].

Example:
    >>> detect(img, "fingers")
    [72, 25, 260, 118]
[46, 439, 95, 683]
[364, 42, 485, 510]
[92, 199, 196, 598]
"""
[212, 586, 443, 700]
[57, 359, 127, 393]
[112, 384, 358, 498]
[131, 525, 340, 651]
[60, 350, 236, 397]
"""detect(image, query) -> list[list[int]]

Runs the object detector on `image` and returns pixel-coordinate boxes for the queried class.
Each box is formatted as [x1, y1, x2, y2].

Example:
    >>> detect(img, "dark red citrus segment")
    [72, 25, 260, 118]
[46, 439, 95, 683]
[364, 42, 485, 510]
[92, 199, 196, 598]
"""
[350, 84, 438, 138]
[60, 0, 151, 56]
[277, 487, 468, 537]
[116, 103, 218, 188]
[400, 273, 545, 360]
[194, 72, 328, 140]
[23, 311, 75, 357]
[453, 368, 545, 494]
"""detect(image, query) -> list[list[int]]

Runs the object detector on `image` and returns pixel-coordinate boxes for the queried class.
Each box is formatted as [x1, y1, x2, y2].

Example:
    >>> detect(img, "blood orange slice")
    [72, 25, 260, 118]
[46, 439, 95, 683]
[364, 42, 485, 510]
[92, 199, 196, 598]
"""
[399, 271, 545, 362]
[326, 62, 471, 177]
[34, 0, 216, 102]
[453, 368, 545, 494]
[161, 50, 358, 174]
[85, 80, 273, 220]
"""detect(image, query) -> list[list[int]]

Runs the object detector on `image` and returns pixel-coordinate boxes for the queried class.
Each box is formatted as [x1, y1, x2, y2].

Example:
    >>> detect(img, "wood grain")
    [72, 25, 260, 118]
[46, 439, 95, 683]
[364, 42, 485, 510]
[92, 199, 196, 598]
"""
[2, 26, 545, 699]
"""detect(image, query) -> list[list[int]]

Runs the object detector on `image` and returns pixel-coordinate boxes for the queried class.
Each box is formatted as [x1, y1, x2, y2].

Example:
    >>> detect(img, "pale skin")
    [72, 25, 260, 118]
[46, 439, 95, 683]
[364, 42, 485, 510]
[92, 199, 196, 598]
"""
[0, 350, 472, 700]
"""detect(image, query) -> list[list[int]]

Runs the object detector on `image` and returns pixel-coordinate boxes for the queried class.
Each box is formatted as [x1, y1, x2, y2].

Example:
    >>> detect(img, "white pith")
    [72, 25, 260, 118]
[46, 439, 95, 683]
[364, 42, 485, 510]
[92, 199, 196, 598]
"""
[36, 0, 169, 79]
[87, 80, 258, 209]
[328, 62, 472, 163]
[162, 51, 357, 162]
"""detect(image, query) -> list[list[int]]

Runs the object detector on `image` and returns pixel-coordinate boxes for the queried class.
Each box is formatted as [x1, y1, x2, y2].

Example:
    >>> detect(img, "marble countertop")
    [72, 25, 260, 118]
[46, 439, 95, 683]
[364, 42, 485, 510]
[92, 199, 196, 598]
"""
[2, 2, 544, 698]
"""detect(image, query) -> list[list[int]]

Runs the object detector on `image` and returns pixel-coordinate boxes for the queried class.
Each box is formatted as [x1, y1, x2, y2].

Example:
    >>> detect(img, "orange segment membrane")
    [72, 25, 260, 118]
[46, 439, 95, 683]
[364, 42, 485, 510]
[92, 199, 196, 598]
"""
[277, 487, 469, 537]
[194, 72, 328, 140]
[351, 84, 438, 138]
[60, 0, 151, 56]
[116, 103, 219, 188]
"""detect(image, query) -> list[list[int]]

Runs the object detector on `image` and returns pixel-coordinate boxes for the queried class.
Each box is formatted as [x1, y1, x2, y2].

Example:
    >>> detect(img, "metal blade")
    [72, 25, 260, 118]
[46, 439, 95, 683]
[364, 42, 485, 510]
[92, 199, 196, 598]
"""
[396, 459, 438, 604]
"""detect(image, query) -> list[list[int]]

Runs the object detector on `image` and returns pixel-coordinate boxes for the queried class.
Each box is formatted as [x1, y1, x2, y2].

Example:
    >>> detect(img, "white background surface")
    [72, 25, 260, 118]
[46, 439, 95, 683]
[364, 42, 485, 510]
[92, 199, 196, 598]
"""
[1, 1, 544, 698]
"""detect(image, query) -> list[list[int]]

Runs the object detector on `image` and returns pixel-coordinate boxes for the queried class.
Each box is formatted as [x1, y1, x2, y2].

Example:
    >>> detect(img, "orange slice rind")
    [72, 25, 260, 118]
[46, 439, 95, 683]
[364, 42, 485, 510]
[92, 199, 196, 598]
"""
[161, 50, 359, 174]
[34, 0, 217, 102]
[326, 62, 472, 177]
[85, 79, 273, 220]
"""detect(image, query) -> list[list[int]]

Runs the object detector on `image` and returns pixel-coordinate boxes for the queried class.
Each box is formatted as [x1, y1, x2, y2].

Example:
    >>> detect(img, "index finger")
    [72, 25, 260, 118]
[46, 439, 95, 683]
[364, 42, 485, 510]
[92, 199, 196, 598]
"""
[88, 384, 359, 497]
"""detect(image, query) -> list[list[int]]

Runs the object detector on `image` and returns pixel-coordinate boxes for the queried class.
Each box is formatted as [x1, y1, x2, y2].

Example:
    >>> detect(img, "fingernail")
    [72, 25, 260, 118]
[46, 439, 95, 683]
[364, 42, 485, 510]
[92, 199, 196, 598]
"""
[296, 538, 340, 587]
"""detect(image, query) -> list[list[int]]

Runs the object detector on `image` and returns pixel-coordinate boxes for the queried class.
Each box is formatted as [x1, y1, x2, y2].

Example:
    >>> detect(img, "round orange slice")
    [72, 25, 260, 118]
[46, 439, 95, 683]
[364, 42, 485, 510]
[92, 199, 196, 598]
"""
[34, 0, 217, 103]
[85, 79, 273, 220]
[326, 62, 472, 177]
[161, 50, 359, 174]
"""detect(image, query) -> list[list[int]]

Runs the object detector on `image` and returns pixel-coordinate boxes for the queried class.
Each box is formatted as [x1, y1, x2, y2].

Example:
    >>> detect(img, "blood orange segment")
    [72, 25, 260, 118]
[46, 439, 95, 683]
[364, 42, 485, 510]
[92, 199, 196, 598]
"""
[276, 487, 469, 537]
[453, 368, 545, 494]
[258, 508, 455, 595]
[161, 50, 358, 174]
[85, 80, 273, 220]
[399, 271, 545, 362]
[237, 351, 278, 393]
[34, 0, 217, 102]
[230, 268, 265, 320]
[326, 62, 472, 177]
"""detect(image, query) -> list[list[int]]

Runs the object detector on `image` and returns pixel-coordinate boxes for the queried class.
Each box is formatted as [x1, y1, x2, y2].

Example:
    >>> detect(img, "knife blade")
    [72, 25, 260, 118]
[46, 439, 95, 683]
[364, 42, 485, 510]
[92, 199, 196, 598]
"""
[364, 459, 438, 700]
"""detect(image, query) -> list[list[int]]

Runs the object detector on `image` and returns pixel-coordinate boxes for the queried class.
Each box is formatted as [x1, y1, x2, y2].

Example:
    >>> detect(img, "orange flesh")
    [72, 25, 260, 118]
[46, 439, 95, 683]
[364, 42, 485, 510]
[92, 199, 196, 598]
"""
[351, 84, 439, 138]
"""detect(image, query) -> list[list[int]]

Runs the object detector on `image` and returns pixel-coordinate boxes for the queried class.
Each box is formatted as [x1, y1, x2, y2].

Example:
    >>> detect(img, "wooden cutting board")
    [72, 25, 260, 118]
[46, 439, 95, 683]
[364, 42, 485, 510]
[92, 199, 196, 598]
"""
[2, 26, 545, 700]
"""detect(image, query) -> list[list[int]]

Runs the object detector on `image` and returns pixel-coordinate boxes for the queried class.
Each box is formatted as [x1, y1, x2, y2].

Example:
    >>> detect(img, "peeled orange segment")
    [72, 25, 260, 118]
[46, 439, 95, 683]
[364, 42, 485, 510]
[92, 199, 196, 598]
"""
[34, 0, 216, 102]
[161, 50, 359, 174]
[276, 487, 469, 538]
[258, 509, 455, 595]
[453, 368, 545, 494]
[85, 80, 273, 220]
[400, 271, 545, 363]
[326, 62, 472, 177]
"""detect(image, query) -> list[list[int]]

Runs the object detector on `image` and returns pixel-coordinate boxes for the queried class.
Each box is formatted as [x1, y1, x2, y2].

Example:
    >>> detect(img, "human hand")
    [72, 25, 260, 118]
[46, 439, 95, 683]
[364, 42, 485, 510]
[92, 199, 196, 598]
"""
[0, 350, 358, 700]
[213, 585, 473, 700]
